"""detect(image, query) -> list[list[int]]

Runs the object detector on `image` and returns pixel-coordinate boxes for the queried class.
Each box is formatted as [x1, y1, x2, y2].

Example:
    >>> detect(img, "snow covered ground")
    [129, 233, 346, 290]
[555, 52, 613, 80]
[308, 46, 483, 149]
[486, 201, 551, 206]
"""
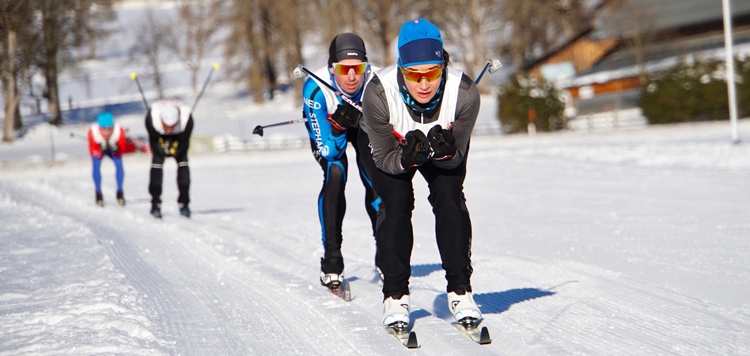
[2, 2, 750, 354]
[2, 102, 749, 354]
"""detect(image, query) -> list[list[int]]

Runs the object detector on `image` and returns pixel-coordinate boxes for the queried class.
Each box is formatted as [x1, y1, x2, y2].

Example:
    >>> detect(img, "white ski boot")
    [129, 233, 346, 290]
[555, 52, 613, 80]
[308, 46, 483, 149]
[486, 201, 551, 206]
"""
[320, 272, 345, 290]
[382, 294, 410, 327]
[448, 291, 482, 324]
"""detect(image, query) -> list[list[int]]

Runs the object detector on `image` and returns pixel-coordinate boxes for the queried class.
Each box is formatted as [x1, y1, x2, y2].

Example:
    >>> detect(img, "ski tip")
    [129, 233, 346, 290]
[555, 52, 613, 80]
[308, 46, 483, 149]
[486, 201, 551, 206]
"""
[479, 326, 492, 345]
[406, 331, 419, 348]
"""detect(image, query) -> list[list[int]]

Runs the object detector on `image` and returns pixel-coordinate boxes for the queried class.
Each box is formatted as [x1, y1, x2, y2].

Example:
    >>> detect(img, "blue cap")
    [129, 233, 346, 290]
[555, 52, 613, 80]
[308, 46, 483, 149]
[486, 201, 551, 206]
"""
[398, 18, 444, 68]
[97, 112, 114, 128]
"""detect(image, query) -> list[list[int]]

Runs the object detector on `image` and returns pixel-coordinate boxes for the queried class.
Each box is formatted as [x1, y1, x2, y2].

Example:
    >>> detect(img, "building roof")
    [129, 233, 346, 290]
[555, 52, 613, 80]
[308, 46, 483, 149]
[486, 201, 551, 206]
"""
[563, 27, 750, 88]
[548, 0, 750, 87]
[591, 0, 750, 40]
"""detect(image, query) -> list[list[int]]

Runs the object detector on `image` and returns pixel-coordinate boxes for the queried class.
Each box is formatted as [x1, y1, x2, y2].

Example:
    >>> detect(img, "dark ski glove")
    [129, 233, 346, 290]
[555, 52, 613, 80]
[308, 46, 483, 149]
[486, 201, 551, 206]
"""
[400, 129, 430, 168]
[327, 101, 361, 135]
[427, 125, 456, 160]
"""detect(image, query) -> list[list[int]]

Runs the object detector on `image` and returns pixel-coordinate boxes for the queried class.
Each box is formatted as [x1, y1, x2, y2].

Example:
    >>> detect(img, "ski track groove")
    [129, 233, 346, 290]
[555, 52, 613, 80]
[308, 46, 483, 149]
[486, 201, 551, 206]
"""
[517, 260, 747, 355]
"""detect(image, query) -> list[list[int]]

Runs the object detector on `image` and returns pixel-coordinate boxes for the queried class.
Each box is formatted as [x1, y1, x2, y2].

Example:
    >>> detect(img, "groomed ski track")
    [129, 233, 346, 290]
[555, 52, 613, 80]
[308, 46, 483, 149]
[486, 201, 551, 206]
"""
[1, 131, 748, 355]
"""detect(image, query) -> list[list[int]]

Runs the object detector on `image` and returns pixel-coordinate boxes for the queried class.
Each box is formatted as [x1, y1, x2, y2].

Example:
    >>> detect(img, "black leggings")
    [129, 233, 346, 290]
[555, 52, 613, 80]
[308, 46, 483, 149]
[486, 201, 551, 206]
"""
[358, 130, 473, 298]
[311, 128, 379, 273]
[149, 152, 190, 205]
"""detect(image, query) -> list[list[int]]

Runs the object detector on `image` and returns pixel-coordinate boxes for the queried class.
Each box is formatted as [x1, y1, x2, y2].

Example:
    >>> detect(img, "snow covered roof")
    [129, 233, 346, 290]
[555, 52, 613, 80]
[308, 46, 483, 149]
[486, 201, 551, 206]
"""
[561, 27, 750, 88]
[590, 0, 750, 40]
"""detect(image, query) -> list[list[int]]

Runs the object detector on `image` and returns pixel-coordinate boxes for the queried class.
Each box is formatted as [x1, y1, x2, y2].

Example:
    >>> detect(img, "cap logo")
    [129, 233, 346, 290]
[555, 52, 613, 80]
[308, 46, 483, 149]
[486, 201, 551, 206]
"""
[435, 50, 442, 58]
[346, 51, 359, 56]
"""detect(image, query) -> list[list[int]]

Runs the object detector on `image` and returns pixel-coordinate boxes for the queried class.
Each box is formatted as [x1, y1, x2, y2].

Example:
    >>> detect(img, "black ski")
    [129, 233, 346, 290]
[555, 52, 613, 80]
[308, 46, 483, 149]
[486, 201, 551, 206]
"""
[453, 318, 492, 345]
[385, 322, 419, 348]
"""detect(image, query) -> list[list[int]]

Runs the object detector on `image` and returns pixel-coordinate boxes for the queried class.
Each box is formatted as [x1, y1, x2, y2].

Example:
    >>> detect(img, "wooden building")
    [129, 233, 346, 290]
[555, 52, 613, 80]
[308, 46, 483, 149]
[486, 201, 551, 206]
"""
[523, 0, 750, 129]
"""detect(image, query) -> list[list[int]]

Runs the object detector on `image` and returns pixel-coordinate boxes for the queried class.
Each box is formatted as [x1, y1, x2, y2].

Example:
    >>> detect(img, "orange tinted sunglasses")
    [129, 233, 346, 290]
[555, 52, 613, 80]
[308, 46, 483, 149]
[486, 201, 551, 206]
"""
[332, 62, 368, 75]
[400, 65, 444, 83]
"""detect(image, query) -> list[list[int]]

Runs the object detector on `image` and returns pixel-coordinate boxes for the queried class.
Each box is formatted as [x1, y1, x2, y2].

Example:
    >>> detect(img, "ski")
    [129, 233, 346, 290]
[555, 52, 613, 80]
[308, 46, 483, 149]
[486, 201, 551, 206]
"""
[384, 322, 419, 348]
[453, 318, 492, 345]
[327, 279, 352, 302]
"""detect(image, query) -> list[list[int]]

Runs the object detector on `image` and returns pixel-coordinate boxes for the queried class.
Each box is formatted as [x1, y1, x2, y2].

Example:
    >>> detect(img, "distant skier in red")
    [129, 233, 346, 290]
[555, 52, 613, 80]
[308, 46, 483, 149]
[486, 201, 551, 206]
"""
[88, 111, 127, 207]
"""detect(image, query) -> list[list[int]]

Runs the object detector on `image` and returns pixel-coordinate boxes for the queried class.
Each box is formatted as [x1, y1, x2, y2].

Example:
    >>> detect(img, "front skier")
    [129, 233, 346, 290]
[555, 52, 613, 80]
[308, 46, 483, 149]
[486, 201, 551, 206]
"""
[358, 18, 483, 330]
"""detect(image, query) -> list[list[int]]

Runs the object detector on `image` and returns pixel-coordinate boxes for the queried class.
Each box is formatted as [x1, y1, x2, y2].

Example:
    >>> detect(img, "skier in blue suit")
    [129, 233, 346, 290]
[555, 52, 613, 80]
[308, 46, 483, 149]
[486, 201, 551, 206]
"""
[301, 33, 379, 291]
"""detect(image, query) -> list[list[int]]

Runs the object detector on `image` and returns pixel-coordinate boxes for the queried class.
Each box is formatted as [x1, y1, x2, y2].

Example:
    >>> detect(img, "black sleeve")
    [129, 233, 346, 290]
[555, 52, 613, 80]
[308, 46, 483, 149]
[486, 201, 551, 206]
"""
[145, 113, 165, 158]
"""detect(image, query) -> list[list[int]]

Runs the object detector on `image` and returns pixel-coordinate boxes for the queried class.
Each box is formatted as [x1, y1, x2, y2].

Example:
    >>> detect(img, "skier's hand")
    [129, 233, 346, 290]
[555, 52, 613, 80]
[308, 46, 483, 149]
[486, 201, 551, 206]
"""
[327, 101, 361, 135]
[427, 125, 456, 160]
[400, 129, 430, 169]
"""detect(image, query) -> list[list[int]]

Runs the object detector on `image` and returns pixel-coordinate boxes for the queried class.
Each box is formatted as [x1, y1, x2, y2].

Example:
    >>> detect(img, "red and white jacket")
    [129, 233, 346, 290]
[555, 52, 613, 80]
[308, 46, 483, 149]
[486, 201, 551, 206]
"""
[88, 123, 127, 158]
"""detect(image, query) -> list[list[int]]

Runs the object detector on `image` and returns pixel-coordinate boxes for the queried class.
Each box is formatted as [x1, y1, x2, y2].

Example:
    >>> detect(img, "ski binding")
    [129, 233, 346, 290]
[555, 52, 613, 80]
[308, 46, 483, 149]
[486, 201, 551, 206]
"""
[454, 317, 491, 344]
[385, 321, 419, 348]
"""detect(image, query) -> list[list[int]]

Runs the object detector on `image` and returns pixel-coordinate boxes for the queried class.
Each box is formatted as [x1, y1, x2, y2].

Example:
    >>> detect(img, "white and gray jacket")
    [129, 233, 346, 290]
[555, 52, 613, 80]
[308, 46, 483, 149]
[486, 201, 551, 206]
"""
[360, 65, 480, 174]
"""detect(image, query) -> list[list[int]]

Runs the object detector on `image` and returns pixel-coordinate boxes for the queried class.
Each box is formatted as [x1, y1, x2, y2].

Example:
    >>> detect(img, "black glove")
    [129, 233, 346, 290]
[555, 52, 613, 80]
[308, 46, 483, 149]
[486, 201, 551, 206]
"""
[101, 142, 116, 155]
[427, 125, 456, 160]
[400, 130, 430, 168]
[327, 101, 361, 135]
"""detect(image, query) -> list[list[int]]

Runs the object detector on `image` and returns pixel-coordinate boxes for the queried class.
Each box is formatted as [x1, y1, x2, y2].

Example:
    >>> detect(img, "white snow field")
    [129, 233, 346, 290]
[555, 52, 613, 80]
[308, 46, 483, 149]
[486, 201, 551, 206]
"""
[2, 105, 749, 355]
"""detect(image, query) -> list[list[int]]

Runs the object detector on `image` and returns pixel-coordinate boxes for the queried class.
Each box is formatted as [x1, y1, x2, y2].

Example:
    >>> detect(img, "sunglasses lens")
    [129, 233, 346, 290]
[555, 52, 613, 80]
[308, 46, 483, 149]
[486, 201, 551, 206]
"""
[333, 63, 367, 75]
[401, 66, 444, 82]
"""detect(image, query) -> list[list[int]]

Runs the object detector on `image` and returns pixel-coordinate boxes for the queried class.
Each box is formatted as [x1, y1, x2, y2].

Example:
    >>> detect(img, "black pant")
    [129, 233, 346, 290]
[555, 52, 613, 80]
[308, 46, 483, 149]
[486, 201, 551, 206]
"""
[149, 152, 190, 206]
[358, 130, 473, 298]
[311, 128, 379, 274]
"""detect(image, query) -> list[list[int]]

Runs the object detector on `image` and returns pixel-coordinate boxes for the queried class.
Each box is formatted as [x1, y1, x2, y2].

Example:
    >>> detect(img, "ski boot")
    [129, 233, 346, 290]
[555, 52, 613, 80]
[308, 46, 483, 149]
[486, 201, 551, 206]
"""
[319, 272, 345, 290]
[150, 203, 162, 219]
[447, 290, 482, 327]
[116, 191, 126, 206]
[179, 203, 191, 218]
[95, 192, 104, 207]
[382, 294, 410, 328]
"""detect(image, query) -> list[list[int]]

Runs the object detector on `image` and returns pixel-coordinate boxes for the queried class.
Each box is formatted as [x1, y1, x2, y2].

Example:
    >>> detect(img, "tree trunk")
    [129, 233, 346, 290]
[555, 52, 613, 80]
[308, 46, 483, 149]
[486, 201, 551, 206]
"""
[41, 1, 62, 126]
[46, 63, 61, 126]
[3, 30, 19, 142]
[245, 11, 264, 104]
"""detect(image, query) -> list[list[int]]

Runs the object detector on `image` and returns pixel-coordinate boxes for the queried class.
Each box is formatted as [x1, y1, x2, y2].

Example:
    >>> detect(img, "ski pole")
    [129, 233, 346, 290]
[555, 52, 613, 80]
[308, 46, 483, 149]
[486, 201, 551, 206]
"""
[252, 118, 307, 137]
[293, 65, 363, 112]
[191, 63, 220, 112]
[255, 64, 365, 139]
[474, 59, 502, 85]
[130, 72, 150, 110]
[69, 132, 87, 141]
[292, 60, 502, 144]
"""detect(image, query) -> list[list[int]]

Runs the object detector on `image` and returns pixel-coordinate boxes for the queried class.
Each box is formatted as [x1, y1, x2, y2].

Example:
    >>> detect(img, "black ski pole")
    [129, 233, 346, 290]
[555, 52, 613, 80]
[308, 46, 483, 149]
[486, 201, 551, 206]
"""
[130, 72, 150, 110]
[293, 65, 363, 112]
[191, 63, 219, 113]
[252, 118, 307, 137]
[69, 132, 87, 141]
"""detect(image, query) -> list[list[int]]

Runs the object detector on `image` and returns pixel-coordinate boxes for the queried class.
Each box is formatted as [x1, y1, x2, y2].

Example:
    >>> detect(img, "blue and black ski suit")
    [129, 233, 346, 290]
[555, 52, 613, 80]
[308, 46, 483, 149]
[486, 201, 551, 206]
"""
[302, 65, 379, 275]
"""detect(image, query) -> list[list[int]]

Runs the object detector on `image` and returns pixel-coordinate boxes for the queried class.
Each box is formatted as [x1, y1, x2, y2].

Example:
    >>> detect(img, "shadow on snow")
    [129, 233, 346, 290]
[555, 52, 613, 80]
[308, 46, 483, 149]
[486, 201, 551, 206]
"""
[410, 263, 556, 320]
